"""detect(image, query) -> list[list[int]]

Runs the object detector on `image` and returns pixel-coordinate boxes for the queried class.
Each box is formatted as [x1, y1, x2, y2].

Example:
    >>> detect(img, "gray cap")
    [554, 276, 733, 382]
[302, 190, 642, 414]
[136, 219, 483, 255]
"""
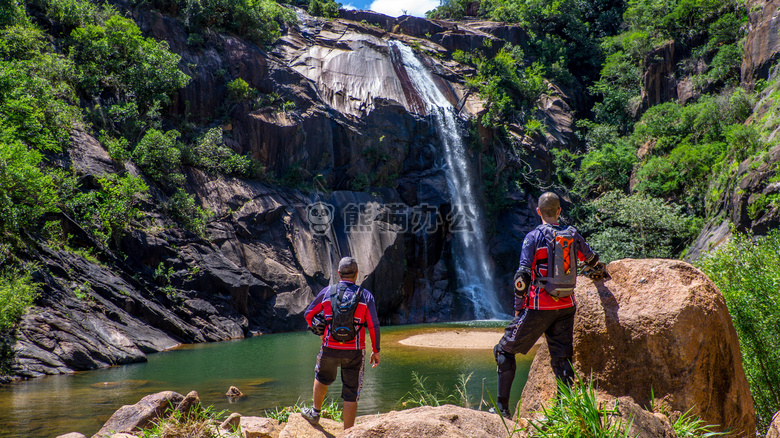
[338, 257, 358, 276]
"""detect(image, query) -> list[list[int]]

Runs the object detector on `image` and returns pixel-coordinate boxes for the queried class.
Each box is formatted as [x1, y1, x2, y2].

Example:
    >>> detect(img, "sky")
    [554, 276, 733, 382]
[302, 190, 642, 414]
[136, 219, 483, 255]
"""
[342, 0, 440, 18]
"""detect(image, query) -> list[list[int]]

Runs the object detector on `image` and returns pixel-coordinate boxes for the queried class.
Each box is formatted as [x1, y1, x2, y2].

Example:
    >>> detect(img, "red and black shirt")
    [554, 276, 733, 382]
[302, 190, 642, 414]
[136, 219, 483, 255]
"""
[304, 280, 381, 353]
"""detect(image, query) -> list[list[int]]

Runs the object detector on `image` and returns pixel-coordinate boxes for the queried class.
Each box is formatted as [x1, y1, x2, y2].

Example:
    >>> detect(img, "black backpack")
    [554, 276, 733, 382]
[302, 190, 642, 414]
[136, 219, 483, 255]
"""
[536, 224, 578, 298]
[329, 283, 363, 343]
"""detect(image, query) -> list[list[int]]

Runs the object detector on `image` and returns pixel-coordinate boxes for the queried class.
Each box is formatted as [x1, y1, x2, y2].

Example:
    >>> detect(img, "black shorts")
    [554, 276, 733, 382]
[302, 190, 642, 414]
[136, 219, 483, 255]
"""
[498, 306, 576, 358]
[314, 347, 365, 402]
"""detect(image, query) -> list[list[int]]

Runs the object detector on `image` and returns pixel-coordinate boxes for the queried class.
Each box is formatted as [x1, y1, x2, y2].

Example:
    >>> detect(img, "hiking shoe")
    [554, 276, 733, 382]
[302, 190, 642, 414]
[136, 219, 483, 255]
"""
[488, 406, 512, 419]
[301, 407, 320, 425]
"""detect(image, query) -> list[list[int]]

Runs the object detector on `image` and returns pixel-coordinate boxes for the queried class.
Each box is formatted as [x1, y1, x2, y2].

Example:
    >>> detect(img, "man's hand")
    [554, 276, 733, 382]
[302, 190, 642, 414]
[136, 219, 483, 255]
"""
[370, 352, 380, 367]
[582, 261, 609, 281]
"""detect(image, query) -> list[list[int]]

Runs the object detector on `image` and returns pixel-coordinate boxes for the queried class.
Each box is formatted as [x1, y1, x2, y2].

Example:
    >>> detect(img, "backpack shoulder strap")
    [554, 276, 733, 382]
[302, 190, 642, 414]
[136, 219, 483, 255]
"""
[330, 283, 340, 315]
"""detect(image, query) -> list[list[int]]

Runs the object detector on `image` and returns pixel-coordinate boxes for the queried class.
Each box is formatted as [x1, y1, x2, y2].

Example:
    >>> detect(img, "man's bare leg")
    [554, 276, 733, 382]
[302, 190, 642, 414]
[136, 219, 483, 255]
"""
[343, 401, 357, 429]
[312, 379, 328, 410]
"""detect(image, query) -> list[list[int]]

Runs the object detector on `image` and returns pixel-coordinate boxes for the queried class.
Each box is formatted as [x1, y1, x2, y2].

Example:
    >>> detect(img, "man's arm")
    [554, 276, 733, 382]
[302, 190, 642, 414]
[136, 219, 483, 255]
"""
[304, 287, 327, 326]
[514, 231, 538, 312]
[574, 230, 599, 266]
[364, 293, 381, 354]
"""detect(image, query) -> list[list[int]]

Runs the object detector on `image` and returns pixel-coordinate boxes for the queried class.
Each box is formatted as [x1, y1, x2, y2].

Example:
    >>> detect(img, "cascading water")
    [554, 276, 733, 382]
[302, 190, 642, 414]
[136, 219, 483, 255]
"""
[390, 41, 504, 319]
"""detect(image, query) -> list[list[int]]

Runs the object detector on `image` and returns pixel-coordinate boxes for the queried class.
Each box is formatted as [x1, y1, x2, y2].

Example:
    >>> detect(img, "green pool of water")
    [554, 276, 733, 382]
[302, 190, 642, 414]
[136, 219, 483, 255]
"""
[0, 321, 536, 437]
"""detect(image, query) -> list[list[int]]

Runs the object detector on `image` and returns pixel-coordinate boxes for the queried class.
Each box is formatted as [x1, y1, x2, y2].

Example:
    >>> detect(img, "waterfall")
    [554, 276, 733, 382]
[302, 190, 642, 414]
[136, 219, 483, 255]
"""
[390, 41, 503, 320]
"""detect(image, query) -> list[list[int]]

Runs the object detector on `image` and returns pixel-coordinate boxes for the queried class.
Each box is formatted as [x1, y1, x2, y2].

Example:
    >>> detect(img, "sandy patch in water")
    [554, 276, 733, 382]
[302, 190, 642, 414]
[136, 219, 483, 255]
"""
[398, 330, 504, 349]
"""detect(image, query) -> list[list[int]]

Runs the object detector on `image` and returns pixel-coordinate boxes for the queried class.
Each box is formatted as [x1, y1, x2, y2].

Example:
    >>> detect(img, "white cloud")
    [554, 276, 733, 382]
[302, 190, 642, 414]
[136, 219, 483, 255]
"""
[369, 0, 438, 17]
[341, 3, 357, 9]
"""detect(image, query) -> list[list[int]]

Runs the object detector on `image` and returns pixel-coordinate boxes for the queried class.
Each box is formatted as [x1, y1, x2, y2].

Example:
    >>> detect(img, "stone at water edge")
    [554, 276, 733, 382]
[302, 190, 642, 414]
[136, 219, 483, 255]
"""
[226, 385, 244, 397]
[92, 391, 184, 438]
[278, 413, 344, 438]
[174, 390, 202, 418]
[519, 259, 756, 437]
[55, 433, 86, 438]
[221, 412, 242, 430]
[767, 410, 780, 438]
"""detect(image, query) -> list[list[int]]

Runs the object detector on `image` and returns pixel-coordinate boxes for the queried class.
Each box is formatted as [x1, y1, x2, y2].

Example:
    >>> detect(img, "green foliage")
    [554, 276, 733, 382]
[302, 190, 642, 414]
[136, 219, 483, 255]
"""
[0, 133, 59, 235]
[0, 269, 40, 332]
[550, 148, 579, 189]
[27, 0, 116, 35]
[181, 128, 253, 176]
[1, 0, 28, 27]
[697, 230, 780, 433]
[93, 174, 149, 244]
[139, 402, 240, 438]
[626, 92, 758, 216]
[704, 43, 742, 85]
[1, 22, 45, 59]
[349, 173, 370, 191]
[432, 0, 624, 87]
[308, 0, 340, 18]
[73, 281, 91, 300]
[397, 371, 473, 409]
[58, 171, 149, 246]
[165, 189, 212, 235]
[133, 129, 185, 185]
[586, 191, 694, 262]
[592, 0, 746, 127]
[590, 49, 642, 132]
[264, 398, 343, 423]
[464, 46, 547, 127]
[671, 407, 728, 437]
[69, 14, 189, 115]
[528, 373, 634, 438]
[622, 0, 736, 44]
[226, 78, 255, 101]
[134, 0, 296, 46]
[153, 261, 177, 297]
[576, 139, 637, 197]
[0, 52, 81, 151]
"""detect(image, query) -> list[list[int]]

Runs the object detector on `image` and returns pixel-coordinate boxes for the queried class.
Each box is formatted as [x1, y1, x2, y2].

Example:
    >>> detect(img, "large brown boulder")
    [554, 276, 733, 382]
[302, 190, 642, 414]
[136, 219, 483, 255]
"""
[520, 259, 756, 437]
[92, 391, 184, 438]
[345, 405, 509, 438]
[768, 410, 780, 438]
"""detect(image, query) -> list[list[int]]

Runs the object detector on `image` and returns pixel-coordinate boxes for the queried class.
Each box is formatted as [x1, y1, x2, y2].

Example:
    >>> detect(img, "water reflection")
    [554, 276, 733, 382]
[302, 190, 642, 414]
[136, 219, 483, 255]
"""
[0, 322, 535, 437]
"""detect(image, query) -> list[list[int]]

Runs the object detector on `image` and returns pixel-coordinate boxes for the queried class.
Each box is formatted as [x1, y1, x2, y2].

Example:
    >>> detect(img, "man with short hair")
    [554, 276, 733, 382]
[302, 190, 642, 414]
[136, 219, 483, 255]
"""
[492, 192, 602, 418]
[302, 256, 381, 429]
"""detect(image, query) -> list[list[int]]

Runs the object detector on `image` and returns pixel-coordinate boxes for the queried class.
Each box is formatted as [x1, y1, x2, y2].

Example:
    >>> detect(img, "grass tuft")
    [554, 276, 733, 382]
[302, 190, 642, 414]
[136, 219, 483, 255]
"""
[397, 371, 474, 409]
[139, 402, 237, 438]
[527, 372, 635, 438]
[263, 398, 343, 423]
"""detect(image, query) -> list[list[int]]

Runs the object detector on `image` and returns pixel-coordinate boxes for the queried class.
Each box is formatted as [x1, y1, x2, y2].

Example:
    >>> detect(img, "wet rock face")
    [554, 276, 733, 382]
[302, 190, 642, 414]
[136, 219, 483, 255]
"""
[640, 41, 678, 111]
[742, 0, 780, 88]
[520, 259, 756, 437]
[732, 144, 780, 234]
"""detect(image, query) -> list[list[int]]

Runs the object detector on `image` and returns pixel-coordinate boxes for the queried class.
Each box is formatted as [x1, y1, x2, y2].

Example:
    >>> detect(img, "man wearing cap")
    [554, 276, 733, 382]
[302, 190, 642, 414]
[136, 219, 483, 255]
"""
[302, 256, 381, 429]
